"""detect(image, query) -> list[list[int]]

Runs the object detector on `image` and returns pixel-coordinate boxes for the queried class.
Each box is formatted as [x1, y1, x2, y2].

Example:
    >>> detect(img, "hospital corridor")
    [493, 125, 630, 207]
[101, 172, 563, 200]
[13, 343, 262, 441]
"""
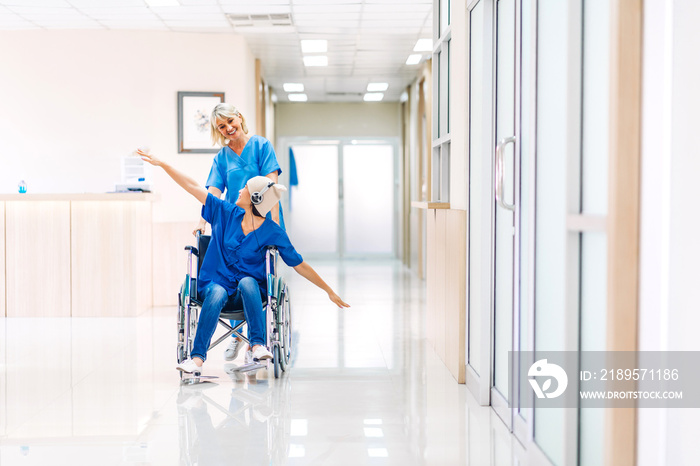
[1, 0, 700, 465]
[0, 260, 507, 465]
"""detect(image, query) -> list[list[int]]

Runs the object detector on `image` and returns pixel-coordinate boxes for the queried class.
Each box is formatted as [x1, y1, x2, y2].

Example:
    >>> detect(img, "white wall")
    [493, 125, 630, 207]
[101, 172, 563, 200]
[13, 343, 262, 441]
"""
[275, 102, 401, 140]
[0, 30, 257, 223]
[639, 0, 700, 464]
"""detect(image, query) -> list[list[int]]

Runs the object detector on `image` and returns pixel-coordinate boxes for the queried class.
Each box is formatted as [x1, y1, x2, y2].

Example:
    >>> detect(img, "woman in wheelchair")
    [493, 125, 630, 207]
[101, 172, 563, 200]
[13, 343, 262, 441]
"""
[138, 150, 350, 374]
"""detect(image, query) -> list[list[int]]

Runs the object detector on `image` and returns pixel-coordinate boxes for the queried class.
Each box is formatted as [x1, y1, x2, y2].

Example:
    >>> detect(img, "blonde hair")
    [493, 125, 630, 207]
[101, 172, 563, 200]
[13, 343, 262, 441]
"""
[210, 103, 249, 146]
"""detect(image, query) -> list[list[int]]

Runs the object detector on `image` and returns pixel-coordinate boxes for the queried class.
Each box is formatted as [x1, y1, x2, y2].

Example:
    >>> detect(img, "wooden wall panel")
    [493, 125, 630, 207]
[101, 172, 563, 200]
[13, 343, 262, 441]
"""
[425, 208, 467, 383]
[0, 202, 4, 317]
[605, 1, 642, 465]
[71, 201, 152, 317]
[152, 222, 197, 306]
[434, 209, 447, 361]
[426, 210, 436, 346]
[6, 201, 71, 317]
[445, 210, 467, 382]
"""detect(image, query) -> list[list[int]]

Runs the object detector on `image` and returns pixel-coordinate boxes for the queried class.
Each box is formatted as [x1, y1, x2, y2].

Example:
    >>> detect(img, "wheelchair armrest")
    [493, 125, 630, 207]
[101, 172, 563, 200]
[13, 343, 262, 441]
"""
[185, 246, 199, 255]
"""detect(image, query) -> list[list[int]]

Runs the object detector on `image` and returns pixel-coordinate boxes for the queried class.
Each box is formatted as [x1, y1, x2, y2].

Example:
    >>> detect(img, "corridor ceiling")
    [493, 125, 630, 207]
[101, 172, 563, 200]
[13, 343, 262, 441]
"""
[0, 0, 433, 102]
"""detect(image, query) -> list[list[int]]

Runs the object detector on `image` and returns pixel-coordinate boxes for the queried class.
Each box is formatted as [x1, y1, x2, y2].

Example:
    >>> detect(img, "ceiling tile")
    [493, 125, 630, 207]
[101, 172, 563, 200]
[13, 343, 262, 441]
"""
[68, 0, 143, 7]
[363, 4, 431, 13]
[0, 0, 434, 102]
[292, 5, 361, 14]
[1, 0, 72, 6]
[220, 5, 291, 14]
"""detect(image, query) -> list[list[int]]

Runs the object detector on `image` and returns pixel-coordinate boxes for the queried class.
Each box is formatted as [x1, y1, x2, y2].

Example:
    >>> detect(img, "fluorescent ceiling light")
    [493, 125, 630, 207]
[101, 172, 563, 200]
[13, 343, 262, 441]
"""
[288, 93, 308, 102]
[303, 55, 328, 67]
[367, 82, 388, 92]
[145, 0, 180, 6]
[368, 448, 389, 458]
[406, 54, 422, 65]
[288, 445, 305, 458]
[290, 419, 308, 436]
[301, 39, 327, 53]
[413, 38, 432, 52]
[364, 428, 384, 438]
[363, 93, 384, 102]
[283, 83, 304, 92]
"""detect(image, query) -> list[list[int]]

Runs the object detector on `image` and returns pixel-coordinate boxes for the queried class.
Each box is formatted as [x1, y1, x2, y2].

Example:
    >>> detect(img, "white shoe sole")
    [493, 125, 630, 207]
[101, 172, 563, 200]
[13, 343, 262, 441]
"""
[177, 366, 201, 375]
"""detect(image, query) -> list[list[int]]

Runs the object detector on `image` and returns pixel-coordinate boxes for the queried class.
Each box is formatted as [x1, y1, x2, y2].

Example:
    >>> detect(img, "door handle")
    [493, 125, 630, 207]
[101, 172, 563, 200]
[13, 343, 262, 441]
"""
[495, 136, 516, 212]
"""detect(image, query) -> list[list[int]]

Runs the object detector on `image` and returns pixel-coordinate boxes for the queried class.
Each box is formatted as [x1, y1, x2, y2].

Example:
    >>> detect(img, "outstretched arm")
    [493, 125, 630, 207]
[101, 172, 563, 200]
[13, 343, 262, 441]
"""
[293, 261, 350, 309]
[194, 186, 222, 236]
[137, 149, 208, 205]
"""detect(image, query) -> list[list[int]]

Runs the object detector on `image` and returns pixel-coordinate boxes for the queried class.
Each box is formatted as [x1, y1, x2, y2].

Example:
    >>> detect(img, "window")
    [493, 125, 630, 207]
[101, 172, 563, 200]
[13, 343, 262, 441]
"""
[432, 0, 451, 202]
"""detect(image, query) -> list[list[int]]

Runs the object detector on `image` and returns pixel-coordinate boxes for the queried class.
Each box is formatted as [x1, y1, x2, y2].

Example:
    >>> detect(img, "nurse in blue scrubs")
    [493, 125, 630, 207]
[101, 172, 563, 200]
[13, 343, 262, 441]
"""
[138, 149, 349, 374]
[194, 103, 285, 360]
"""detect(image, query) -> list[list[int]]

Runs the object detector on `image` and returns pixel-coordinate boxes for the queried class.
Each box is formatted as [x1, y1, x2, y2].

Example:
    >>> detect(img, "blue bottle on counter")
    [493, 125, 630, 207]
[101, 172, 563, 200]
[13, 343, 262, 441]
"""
[18, 180, 27, 193]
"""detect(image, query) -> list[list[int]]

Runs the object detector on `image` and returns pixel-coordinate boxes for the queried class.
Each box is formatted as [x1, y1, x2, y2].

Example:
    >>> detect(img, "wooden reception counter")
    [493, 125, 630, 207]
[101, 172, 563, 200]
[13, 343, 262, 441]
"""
[1, 193, 156, 317]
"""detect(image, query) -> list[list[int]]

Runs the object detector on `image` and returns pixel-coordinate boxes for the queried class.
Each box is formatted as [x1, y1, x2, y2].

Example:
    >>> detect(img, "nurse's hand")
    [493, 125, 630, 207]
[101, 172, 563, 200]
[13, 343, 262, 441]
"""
[193, 218, 207, 237]
[137, 149, 162, 167]
[328, 291, 350, 309]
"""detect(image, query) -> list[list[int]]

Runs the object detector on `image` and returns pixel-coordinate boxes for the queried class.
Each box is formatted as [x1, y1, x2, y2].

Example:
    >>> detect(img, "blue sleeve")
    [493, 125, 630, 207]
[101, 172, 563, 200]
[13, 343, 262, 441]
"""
[205, 152, 226, 191]
[273, 228, 303, 267]
[258, 138, 282, 177]
[201, 193, 227, 225]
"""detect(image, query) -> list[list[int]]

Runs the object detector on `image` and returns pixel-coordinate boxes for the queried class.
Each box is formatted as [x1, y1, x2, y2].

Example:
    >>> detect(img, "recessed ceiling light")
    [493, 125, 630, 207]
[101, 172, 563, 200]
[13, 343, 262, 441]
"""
[288, 93, 308, 102]
[406, 54, 422, 65]
[301, 39, 327, 53]
[283, 83, 304, 92]
[288, 445, 305, 458]
[303, 55, 328, 67]
[364, 427, 384, 437]
[368, 448, 389, 458]
[367, 82, 388, 92]
[145, 0, 180, 6]
[363, 93, 384, 102]
[413, 38, 432, 52]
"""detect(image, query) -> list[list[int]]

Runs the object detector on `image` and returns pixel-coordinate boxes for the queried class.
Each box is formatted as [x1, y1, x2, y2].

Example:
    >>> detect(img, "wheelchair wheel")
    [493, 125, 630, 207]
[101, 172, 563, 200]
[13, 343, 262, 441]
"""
[273, 345, 281, 379]
[278, 286, 292, 371]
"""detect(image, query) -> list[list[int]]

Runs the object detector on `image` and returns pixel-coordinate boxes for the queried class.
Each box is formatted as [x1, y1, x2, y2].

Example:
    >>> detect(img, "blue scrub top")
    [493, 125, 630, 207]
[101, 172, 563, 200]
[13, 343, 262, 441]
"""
[197, 194, 303, 297]
[206, 135, 285, 229]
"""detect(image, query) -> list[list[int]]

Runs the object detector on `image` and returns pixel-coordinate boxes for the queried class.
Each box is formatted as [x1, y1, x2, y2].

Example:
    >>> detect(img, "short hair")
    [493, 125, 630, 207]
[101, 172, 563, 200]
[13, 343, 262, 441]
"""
[210, 103, 249, 147]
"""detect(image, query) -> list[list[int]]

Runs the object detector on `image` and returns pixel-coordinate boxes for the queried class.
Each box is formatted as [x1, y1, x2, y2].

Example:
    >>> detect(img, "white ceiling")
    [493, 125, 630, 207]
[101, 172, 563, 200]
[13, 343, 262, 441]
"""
[0, 0, 433, 102]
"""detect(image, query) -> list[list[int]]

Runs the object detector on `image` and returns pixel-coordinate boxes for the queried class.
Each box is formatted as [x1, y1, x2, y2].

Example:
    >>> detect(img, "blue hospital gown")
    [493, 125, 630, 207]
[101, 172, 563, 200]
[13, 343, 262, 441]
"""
[197, 194, 302, 297]
[206, 135, 285, 229]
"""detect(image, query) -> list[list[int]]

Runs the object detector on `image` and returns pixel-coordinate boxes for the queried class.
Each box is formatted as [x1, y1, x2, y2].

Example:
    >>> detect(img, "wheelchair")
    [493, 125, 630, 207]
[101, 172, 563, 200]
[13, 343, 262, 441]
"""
[177, 233, 292, 380]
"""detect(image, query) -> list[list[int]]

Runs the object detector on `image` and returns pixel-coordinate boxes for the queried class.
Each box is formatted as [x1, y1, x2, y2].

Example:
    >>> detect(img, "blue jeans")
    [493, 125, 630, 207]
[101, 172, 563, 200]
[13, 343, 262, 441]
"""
[191, 278, 266, 362]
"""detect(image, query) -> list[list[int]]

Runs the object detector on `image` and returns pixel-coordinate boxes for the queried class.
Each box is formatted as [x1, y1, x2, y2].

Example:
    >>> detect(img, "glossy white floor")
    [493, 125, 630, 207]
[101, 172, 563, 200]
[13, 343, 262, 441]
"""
[0, 260, 519, 465]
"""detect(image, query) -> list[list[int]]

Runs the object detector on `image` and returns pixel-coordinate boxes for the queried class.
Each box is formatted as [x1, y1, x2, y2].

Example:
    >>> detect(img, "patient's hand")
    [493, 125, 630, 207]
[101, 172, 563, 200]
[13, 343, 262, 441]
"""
[137, 149, 162, 167]
[328, 291, 350, 309]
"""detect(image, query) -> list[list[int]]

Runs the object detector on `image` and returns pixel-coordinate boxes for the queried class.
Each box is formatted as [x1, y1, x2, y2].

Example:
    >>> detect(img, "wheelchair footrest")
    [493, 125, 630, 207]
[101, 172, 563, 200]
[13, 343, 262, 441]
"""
[230, 362, 267, 373]
[180, 374, 218, 385]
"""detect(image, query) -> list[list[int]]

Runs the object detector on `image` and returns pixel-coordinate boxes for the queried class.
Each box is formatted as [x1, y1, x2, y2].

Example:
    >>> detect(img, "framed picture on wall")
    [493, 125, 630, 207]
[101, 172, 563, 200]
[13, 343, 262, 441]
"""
[177, 91, 225, 153]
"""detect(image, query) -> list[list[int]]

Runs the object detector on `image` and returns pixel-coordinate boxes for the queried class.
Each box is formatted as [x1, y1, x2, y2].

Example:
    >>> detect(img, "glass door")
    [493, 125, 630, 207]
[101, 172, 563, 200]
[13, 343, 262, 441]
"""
[287, 140, 397, 259]
[467, 0, 532, 441]
[287, 144, 340, 256]
[491, 0, 518, 429]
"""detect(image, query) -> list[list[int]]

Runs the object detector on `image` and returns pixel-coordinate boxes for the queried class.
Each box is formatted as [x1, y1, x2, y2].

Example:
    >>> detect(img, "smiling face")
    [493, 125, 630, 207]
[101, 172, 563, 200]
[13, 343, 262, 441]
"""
[216, 115, 244, 143]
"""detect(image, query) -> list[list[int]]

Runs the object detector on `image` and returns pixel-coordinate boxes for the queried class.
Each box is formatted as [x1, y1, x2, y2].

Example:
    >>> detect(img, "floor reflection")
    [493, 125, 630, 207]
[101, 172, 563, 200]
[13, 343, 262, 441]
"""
[0, 260, 515, 465]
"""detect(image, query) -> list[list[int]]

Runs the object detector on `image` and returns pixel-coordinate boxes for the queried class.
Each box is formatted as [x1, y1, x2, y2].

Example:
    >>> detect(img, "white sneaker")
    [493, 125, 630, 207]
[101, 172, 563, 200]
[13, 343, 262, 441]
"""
[224, 338, 243, 361]
[244, 350, 254, 365]
[176, 358, 202, 374]
[251, 345, 273, 361]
